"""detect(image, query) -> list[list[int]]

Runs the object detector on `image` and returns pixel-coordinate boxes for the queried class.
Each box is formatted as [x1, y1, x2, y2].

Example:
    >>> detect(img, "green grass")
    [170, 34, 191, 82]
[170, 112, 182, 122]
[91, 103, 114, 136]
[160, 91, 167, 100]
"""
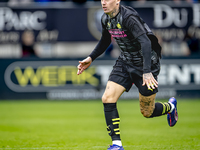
[0, 99, 200, 150]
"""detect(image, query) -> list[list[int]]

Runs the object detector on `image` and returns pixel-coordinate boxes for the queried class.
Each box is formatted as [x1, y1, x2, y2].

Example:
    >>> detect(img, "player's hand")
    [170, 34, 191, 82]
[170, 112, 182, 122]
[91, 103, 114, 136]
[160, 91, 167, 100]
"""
[142, 72, 158, 90]
[77, 56, 92, 75]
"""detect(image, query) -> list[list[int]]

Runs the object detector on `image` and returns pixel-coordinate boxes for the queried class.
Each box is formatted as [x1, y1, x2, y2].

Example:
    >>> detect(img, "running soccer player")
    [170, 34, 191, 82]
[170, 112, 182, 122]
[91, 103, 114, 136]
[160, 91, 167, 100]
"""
[77, 0, 178, 149]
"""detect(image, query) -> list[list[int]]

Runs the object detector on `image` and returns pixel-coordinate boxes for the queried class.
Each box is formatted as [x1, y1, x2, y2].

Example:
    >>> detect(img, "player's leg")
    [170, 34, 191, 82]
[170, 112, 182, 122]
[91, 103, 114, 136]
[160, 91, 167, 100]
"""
[133, 74, 178, 126]
[139, 93, 178, 126]
[102, 81, 125, 149]
[103, 60, 132, 149]
[139, 93, 172, 118]
[102, 81, 125, 103]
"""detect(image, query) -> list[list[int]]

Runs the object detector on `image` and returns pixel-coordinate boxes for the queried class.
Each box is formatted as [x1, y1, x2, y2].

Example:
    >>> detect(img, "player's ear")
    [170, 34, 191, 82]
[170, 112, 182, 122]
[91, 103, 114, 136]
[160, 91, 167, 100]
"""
[116, 0, 120, 5]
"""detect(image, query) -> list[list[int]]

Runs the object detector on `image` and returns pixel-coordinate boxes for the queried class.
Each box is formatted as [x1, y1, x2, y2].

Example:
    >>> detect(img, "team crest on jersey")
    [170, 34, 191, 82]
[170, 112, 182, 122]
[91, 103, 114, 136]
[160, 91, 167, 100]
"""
[116, 23, 121, 29]
[107, 22, 111, 28]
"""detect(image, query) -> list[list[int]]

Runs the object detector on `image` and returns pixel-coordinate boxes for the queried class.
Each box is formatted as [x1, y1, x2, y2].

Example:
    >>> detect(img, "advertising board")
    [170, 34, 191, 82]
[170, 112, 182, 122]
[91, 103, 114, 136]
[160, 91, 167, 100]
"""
[0, 59, 199, 99]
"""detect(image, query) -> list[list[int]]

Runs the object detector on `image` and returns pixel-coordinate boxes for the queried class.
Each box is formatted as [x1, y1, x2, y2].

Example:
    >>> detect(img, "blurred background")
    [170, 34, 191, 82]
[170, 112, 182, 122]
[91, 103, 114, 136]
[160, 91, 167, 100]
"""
[0, 0, 199, 100]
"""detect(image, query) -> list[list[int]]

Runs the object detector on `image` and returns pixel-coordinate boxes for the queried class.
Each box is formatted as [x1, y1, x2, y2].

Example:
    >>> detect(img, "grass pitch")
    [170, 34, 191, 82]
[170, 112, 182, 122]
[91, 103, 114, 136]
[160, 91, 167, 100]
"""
[0, 99, 200, 150]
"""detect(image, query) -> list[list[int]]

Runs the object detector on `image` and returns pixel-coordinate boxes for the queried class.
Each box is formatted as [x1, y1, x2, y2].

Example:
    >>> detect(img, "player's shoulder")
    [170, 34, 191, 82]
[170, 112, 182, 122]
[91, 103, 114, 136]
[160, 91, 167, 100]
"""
[101, 13, 108, 26]
[121, 5, 139, 21]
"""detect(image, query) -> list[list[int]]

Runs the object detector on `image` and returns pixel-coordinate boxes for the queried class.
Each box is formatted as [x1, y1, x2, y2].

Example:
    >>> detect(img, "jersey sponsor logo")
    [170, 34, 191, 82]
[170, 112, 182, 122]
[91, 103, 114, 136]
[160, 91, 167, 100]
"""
[108, 29, 127, 38]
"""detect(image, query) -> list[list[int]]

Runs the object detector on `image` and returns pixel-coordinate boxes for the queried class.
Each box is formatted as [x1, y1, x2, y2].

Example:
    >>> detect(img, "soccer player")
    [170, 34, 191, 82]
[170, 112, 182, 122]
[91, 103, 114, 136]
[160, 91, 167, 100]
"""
[77, 0, 178, 149]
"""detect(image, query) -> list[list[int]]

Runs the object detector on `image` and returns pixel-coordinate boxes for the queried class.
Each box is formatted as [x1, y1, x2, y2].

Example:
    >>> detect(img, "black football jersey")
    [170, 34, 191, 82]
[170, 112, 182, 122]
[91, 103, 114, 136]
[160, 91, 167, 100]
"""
[90, 5, 161, 73]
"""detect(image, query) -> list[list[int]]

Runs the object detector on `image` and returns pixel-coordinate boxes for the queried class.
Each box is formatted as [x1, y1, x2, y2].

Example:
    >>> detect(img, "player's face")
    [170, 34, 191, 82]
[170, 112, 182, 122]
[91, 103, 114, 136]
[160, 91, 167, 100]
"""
[101, 0, 120, 15]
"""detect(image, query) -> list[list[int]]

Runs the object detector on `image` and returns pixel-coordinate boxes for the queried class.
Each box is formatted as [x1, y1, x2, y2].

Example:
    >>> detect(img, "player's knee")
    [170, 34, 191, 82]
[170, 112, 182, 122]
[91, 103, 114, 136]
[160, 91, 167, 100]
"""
[102, 94, 114, 103]
[102, 94, 109, 103]
[140, 109, 152, 118]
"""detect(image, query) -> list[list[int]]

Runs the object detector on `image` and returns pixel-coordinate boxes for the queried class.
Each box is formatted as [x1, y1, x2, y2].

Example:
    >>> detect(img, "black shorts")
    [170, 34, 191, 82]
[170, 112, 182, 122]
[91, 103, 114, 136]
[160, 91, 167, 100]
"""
[108, 59, 160, 96]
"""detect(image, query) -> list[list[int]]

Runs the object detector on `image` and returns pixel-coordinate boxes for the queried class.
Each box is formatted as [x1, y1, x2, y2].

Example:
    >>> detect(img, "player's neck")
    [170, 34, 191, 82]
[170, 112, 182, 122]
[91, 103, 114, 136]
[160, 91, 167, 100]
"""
[108, 7, 119, 18]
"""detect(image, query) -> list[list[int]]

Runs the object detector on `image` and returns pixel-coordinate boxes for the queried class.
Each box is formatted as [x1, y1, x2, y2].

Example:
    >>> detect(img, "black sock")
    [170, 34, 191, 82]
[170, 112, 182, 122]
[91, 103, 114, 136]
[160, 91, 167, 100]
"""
[149, 102, 172, 118]
[103, 103, 121, 141]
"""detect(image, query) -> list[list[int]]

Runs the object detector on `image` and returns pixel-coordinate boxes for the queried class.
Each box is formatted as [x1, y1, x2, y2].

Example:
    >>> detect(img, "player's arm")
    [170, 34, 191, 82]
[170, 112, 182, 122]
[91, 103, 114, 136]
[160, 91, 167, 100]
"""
[77, 56, 92, 75]
[137, 34, 151, 74]
[137, 34, 158, 89]
[124, 15, 158, 89]
[89, 26, 111, 61]
[77, 18, 111, 75]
